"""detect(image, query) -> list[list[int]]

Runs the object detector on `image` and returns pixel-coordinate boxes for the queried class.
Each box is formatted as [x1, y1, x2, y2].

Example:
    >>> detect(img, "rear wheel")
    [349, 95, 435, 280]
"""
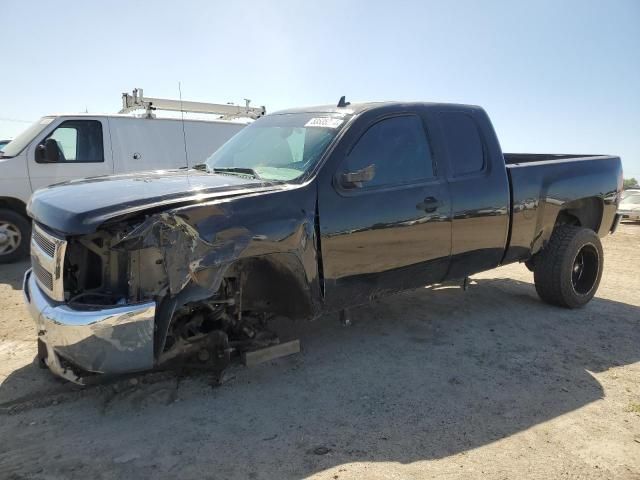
[533, 225, 603, 308]
[0, 209, 30, 264]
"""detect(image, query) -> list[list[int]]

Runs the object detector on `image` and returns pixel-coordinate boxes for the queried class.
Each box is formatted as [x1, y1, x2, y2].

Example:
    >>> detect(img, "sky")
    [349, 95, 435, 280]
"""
[2, 0, 639, 179]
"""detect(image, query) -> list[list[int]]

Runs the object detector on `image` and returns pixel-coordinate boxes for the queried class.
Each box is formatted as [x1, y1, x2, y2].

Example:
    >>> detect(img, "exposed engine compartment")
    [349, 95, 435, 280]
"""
[60, 217, 299, 379]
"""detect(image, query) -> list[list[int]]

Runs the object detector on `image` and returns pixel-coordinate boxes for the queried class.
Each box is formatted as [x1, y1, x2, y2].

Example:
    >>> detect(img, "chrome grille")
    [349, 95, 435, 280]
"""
[30, 223, 67, 301]
[32, 227, 56, 257]
[32, 260, 53, 290]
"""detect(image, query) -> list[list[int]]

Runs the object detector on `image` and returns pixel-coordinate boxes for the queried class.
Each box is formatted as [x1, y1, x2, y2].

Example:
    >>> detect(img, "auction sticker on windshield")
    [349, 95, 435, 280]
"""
[305, 117, 344, 129]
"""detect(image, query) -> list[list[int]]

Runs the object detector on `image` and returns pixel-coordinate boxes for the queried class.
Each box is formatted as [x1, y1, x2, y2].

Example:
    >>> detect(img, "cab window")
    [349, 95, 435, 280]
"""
[343, 115, 434, 188]
[37, 120, 104, 163]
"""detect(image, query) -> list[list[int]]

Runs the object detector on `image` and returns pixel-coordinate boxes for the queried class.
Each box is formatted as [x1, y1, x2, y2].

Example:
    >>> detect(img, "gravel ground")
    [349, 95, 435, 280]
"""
[0, 223, 639, 479]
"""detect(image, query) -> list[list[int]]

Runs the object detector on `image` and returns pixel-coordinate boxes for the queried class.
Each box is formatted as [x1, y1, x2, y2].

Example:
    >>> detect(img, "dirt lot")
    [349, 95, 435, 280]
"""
[0, 224, 639, 479]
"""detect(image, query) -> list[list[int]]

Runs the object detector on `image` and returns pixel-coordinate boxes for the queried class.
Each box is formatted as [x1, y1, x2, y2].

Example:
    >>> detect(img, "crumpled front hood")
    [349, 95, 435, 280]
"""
[28, 169, 282, 235]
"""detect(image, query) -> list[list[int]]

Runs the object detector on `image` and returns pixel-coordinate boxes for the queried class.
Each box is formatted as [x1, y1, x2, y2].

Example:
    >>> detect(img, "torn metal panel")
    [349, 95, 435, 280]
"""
[114, 212, 252, 295]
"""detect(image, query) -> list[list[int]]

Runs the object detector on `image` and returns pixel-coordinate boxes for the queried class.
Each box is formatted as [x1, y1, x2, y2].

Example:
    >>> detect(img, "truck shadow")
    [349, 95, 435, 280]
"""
[1, 276, 639, 478]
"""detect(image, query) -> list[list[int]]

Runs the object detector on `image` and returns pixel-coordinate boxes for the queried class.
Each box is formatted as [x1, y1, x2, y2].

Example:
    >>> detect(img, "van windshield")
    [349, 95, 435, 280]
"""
[205, 112, 347, 182]
[0, 117, 55, 157]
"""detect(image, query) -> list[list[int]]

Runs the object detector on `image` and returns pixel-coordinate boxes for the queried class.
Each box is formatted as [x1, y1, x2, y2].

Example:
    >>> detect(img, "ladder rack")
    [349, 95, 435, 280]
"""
[119, 88, 266, 120]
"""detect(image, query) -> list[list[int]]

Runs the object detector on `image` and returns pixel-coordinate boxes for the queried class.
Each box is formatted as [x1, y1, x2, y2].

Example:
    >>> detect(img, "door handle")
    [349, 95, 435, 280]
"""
[417, 196, 439, 213]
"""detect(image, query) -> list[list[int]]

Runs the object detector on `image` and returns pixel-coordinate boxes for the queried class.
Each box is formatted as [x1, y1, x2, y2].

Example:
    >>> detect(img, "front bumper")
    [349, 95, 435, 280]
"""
[23, 269, 156, 384]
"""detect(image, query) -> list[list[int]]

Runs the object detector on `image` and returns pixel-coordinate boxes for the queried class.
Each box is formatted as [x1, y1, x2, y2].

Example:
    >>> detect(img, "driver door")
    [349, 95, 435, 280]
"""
[317, 111, 452, 309]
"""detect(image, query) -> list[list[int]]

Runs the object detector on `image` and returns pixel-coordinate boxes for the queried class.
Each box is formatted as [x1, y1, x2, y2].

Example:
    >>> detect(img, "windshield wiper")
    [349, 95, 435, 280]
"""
[212, 167, 261, 179]
[178, 163, 208, 171]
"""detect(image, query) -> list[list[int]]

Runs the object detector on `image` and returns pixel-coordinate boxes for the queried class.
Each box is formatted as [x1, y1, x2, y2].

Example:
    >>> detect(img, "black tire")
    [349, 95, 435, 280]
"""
[533, 225, 603, 308]
[0, 208, 31, 264]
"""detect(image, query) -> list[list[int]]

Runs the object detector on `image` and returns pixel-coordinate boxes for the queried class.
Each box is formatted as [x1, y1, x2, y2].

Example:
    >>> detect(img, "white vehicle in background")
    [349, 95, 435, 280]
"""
[0, 89, 265, 263]
[621, 188, 640, 200]
[618, 192, 640, 222]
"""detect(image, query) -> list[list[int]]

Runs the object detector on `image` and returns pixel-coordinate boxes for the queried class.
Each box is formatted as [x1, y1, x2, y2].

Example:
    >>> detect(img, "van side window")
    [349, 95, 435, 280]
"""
[38, 120, 104, 163]
[439, 112, 485, 176]
[344, 115, 433, 188]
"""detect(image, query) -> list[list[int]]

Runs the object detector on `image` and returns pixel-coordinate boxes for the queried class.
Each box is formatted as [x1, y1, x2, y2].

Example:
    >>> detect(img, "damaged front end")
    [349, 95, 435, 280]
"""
[25, 204, 317, 384]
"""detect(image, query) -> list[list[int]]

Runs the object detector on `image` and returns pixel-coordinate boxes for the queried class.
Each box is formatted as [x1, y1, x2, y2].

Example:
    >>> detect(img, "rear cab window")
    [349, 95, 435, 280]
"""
[439, 112, 485, 177]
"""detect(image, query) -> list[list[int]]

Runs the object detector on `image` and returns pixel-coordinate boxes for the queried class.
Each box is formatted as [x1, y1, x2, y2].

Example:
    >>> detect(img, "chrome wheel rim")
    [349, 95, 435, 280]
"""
[571, 244, 599, 295]
[0, 221, 22, 255]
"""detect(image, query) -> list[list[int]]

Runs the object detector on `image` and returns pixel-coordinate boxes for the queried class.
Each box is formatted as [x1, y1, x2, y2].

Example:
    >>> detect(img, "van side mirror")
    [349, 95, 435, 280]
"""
[37, 138, 60, 163]
[340, 164, 376, 188]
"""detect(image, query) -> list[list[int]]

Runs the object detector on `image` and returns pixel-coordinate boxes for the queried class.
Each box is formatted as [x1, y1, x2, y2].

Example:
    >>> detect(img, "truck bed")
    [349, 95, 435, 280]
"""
[503, 154, 622, 265]
[504, 153, 608, 165]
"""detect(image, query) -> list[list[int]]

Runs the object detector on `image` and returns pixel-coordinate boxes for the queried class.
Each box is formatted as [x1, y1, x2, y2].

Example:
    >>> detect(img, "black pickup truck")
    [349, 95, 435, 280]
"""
[24, 100, 623, 383]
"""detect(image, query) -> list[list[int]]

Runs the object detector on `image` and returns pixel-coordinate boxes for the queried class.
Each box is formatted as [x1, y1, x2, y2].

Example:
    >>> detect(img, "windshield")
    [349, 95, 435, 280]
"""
[205, 112, 347, 182]
[0, 117, 55, 157]
[622, 194, 640, 205]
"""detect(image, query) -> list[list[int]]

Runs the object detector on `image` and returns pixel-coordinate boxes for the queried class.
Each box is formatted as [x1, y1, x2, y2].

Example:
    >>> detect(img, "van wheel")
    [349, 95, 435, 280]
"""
[533, 225, 603, 308]
[0, 209, 30, 264]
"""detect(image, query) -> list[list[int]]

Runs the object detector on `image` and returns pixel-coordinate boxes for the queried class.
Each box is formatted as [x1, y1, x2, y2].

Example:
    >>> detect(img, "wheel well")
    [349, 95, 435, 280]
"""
[154, 253, 318, 357]
[554, 197, 602, 232]
[230, 255, 315, 320]
[0, 197, 28, 218]
[531, 196, 603, 260]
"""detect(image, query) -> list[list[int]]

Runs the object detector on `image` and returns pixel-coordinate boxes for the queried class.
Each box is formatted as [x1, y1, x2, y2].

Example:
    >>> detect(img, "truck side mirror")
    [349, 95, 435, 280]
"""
[340, 164, 376, 188]
[38, 138, 60, 163]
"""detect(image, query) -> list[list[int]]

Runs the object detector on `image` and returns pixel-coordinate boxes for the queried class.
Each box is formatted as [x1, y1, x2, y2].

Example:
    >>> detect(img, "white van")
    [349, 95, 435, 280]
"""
[0, 113, 248, 263]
